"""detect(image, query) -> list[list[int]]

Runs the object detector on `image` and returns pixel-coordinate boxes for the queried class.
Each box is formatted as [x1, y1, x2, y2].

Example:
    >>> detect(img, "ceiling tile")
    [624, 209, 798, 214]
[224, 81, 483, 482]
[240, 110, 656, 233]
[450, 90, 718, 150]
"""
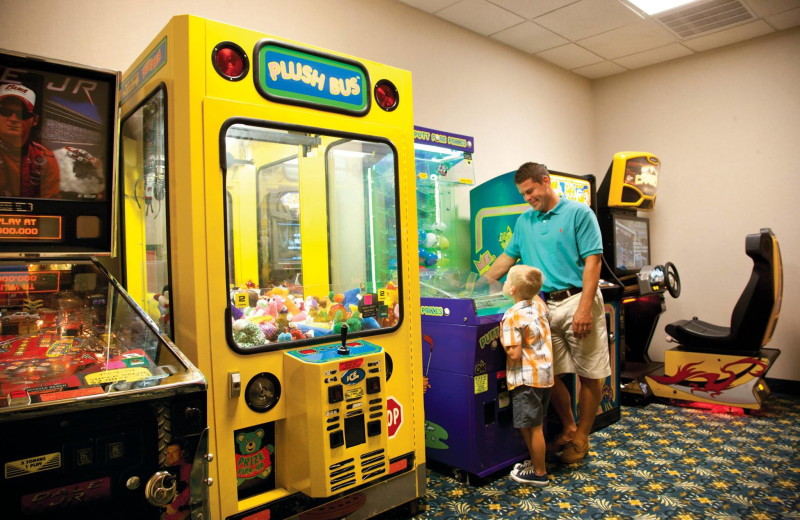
[436, 0, 525, 35]
[572, 60, 628, 78]
[682, 19, 775, 51]
[536, 43, 605, 69]
[613, 43, 695, 69]
[397, 0, 461, 13]
[579, 19, 676, 59]
[392, 0, 798, 79]
[765, 7, 800, 29]
[744, 0, 800, 17]
[487, 0, 578, 19]
[490, 21, 569, 53]
[533, 0, 643, 41]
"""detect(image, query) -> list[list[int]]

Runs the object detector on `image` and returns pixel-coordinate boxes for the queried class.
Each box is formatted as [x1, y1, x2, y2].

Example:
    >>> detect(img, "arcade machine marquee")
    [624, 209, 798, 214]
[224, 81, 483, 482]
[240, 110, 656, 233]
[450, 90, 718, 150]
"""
[117, 16, 425, 520]
[0, 51, 208, 519]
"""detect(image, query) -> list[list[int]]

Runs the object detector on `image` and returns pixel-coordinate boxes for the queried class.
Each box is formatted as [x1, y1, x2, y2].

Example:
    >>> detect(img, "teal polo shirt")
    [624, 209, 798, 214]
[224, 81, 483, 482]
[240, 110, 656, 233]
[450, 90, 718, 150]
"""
[504, 197, 603, 293]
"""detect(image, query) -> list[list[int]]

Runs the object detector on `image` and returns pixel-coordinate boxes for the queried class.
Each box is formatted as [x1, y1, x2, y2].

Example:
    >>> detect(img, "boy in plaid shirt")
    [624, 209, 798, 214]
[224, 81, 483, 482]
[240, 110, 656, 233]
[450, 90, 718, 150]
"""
[501, 264, 553, 486]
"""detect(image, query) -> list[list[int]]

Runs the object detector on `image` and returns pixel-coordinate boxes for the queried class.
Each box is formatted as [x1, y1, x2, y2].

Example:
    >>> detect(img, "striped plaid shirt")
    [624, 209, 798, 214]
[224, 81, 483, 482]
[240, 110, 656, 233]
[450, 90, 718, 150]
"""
[500, 296, 553, 390]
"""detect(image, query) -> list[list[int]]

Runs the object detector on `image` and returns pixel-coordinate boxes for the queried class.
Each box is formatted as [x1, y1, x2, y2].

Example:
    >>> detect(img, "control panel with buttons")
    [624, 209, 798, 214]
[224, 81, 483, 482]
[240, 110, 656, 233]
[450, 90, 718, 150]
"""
[284, 334, 387, 498]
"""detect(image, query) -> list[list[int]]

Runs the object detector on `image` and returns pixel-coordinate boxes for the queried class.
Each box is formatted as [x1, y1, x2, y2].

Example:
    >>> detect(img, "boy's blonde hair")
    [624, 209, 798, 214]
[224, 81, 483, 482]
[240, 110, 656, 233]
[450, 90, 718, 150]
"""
[508, 264, 544, 300]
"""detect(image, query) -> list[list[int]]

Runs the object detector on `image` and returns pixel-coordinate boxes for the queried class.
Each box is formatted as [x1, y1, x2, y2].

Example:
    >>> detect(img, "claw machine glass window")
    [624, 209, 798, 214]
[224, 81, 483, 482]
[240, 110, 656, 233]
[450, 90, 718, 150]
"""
[120, 88, 172, 337]
[224, 123, 400, 350]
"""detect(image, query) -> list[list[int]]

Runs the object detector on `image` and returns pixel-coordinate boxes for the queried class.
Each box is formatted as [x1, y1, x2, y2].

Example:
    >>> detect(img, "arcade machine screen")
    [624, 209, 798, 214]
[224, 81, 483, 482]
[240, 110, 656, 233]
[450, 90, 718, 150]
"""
[0, 50, 116, 255]
[612, 213, 651, 274]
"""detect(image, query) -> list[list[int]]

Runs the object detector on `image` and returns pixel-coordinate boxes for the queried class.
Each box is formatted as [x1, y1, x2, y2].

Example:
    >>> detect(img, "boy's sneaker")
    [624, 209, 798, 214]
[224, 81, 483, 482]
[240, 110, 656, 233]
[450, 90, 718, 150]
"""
[511, 466, 549, 487]
[513, 459, 531, 471]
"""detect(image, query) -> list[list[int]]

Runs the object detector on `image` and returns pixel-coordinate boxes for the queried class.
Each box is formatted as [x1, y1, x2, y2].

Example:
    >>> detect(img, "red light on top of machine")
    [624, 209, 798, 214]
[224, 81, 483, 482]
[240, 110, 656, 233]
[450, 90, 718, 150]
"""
[374, 80, 399, 111]
[213, 43, 249, 81]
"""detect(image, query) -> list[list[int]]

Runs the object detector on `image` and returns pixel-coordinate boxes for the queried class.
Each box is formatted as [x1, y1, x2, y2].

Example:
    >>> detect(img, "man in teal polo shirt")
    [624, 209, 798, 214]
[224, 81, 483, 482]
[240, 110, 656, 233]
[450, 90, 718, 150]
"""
[485, 162, 610, 464]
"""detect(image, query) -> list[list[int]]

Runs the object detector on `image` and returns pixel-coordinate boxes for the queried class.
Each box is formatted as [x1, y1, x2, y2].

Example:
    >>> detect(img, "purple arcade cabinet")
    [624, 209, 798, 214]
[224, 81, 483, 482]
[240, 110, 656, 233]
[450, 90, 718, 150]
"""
[415, 128, 529, 480]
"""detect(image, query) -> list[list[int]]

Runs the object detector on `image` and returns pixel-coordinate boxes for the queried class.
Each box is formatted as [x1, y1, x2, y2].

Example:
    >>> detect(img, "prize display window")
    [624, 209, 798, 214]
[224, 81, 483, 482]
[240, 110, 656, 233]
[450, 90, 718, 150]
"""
[223, 123, 401, 351]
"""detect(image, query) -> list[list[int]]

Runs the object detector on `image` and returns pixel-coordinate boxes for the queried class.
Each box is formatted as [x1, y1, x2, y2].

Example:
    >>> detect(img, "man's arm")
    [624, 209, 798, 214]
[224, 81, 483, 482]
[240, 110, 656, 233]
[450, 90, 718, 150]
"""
[482, 253, 517, 290]
[572, 253, 602, 338]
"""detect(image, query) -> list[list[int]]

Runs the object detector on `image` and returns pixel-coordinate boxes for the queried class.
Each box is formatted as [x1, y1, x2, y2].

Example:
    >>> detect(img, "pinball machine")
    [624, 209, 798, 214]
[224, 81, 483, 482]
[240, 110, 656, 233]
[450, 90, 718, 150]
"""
[0, 51, 208, 519]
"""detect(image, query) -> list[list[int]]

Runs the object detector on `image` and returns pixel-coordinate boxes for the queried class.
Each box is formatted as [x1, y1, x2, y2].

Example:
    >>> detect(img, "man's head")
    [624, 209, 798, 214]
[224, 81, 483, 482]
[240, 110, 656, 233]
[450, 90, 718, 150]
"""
[514, 162, 557, 213]
[503, 264, 544, 301]
[165, 441, 185, 466]
[0, 84, 38, 148]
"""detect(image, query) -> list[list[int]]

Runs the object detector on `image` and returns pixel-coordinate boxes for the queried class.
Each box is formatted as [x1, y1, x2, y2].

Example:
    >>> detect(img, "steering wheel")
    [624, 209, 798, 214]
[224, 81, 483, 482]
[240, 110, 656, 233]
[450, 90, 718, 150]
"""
[665, 261, 681, 298]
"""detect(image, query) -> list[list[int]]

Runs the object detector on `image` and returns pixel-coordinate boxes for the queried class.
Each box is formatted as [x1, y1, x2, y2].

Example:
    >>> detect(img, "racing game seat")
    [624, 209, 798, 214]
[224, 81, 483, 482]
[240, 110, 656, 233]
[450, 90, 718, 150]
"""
[665, 228, 782, 354]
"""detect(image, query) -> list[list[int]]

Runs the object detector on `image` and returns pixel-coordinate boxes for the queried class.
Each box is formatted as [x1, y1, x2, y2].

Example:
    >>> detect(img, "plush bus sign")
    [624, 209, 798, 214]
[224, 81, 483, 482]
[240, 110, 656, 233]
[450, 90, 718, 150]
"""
[254, 41, 370, 115]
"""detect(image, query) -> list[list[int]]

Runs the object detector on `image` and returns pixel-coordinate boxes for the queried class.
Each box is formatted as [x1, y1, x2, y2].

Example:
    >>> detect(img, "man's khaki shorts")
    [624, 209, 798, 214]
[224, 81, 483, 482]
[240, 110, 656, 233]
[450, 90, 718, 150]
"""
[547, 288, 611, 379]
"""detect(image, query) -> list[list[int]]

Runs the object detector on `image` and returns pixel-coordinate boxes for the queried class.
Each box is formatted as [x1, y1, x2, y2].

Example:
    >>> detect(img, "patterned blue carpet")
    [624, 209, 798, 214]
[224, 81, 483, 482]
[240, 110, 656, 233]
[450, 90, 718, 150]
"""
[377, 394, 800, 519]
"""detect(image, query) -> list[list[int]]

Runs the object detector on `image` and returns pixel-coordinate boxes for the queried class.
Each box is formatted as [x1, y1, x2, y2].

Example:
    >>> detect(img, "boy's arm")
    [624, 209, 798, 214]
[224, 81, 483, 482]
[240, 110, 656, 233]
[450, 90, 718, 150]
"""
[504, 341, 522, 362]
[501, 316, 523, 362]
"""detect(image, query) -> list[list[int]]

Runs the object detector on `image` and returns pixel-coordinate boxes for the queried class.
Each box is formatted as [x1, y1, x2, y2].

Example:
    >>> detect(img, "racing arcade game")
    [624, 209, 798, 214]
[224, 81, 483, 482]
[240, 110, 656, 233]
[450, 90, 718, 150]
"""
[0, 51, 208, 519]
[597, 151, 680, 401]
[117, 16, 425, 520]
[647, 229, 782, 410]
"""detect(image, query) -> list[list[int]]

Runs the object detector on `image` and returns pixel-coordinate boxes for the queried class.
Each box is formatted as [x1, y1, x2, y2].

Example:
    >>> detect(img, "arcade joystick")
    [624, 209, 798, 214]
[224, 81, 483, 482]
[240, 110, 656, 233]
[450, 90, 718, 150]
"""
[337, 323, 350, 356]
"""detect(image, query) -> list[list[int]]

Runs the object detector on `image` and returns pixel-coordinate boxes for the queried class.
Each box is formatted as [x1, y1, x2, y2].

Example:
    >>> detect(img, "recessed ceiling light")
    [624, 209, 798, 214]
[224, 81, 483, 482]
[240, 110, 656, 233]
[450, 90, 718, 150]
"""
[627, 0, 701, 15]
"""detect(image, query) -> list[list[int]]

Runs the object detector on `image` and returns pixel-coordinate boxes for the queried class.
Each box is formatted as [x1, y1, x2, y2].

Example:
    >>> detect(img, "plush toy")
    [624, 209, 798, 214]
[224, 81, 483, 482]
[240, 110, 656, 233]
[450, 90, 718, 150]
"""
[283, 295, 300, 316]
[257, 319, 277, 339]
[277, 331, 292, 342]
[342, 286, 362, 308]
[231, 305, 244, 321]
[362, 317, 381, 329]
[232, 319, 266, 347]
[314, 308, 330, 323]
[328, 303, 348, 321]
[253, 299, 275, 317]
[345, 310, 363, 332]
[152, 287, 171, 335]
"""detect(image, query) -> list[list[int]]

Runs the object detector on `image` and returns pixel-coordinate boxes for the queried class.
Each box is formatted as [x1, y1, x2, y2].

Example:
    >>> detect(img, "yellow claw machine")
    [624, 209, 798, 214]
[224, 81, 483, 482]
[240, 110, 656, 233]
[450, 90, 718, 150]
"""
[0, 51, 208, 519]
[117, 15, 425, 520]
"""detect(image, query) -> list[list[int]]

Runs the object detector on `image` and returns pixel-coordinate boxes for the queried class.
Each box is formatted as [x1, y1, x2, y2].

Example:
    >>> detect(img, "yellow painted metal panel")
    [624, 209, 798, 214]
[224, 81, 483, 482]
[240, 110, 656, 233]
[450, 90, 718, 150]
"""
[120, 15, 424, 519]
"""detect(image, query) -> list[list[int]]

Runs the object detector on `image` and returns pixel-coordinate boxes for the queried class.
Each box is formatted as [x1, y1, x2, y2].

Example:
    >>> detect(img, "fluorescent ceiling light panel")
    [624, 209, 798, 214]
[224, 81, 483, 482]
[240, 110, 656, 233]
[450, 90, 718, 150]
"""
[627, 0, 700, 15]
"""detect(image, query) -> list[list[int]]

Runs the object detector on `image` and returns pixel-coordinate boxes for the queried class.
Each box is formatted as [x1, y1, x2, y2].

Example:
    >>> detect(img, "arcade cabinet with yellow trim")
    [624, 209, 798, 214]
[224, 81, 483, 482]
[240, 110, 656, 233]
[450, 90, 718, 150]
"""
[596, 151, 681, 401]
[646, 228, 782, 410]
[117, 15, 425, 520]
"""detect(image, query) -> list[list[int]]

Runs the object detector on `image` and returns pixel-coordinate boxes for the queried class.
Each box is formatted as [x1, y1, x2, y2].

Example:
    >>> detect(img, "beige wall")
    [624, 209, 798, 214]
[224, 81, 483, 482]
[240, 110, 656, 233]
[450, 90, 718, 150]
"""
[1, 1, 796, 380]
[0, 0, 595, 180]
[593, 28, 799, 381]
